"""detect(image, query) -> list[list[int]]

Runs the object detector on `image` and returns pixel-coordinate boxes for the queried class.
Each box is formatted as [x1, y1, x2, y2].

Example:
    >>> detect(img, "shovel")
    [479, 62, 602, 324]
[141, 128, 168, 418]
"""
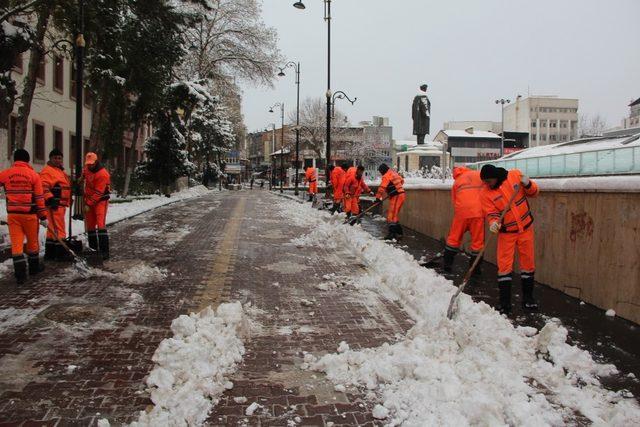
[44, 208, 92, 277]
[446, 184, 520, 320]
[345, 190, 396, 226]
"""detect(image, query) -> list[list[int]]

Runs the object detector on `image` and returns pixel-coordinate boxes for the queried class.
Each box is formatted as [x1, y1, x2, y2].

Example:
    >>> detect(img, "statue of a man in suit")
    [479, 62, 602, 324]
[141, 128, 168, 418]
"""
[412, 84, 431, 145]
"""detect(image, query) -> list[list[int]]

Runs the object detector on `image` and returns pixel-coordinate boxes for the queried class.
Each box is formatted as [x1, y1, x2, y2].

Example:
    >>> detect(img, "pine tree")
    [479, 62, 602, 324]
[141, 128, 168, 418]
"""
[137, 112, 194, 194]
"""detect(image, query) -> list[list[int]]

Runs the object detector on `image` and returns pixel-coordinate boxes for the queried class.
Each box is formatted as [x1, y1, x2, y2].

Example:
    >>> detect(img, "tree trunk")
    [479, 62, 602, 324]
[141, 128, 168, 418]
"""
[15, 5, 51, 149]
[89, 95, 107, 154]
[122, 120, 141, 197]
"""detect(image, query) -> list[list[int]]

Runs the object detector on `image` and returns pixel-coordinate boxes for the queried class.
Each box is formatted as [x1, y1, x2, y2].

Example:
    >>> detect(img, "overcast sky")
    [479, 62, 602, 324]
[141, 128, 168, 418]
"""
[240, 0, 640, 141]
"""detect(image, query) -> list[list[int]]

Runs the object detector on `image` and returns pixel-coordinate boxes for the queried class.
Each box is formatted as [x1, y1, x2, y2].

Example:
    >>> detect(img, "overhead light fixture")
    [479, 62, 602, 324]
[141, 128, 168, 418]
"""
[293, 1, 306, 10]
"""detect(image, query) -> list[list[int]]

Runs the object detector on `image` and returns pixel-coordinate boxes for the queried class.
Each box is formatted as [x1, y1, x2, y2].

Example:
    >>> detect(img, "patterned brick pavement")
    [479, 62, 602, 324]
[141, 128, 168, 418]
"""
[0, 190, 414, 426]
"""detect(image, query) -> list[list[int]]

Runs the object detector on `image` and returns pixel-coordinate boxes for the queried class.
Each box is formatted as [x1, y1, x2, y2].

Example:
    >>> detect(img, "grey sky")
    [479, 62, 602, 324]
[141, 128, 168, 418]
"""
[240, 0, 640, 141]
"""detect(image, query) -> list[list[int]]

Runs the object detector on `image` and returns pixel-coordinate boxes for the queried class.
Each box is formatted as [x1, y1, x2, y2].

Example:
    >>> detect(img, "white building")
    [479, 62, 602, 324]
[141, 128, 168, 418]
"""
[393, 140, 450, 173]
[503, 95, 578, 147]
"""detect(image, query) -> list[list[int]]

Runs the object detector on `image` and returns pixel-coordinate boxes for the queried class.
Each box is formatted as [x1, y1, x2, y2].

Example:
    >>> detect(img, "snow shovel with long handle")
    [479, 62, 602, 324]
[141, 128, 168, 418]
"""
[44, 207, 92, 277]
[346, 190, 397, 226]
[446, 184, 521, 320]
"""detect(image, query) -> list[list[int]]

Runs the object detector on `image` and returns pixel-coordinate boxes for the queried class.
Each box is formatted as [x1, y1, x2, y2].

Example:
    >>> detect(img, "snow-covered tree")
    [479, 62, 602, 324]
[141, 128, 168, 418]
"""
[296, 97, 350, 162]
[137, 111, 194, 194]
[579, 113, 608, 138]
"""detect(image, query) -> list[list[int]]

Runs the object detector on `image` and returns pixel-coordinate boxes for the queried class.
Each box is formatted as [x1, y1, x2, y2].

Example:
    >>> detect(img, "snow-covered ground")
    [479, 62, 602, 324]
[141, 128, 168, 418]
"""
[283, 199, 640, 426]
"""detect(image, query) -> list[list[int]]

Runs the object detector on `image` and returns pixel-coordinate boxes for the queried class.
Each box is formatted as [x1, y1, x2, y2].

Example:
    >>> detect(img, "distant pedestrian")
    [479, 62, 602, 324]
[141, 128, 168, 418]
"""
[260, 179, 264, 189]
[250, 177, 255, 189]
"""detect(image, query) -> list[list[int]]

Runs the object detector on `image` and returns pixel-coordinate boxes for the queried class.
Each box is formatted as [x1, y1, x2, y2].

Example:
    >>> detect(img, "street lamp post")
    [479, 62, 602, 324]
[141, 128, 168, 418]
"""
[495, 98, 511, 158]
[293, 0, 332, 195]
[269, 103, 285, 193]
[278, 62, 301, 195]
[74, 0, 85, 180]
[331, 91, 357, 118]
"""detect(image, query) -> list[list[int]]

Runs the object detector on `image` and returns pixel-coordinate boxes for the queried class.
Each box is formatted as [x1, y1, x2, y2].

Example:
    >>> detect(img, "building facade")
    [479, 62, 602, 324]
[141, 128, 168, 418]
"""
[604, 97, 640, 137]
[443, 121, 502, 134]
[503, 96, 578, 147]
[434, 128, 502, 166]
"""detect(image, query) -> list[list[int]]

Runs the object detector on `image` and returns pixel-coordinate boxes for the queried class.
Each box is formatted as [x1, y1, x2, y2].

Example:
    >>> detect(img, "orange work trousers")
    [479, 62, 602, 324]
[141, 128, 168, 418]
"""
[446, 216, 485, 253]
[386, 193, 405, 223]
[7, 214, 40, 256]
[343, 195, 361, 215]
[308, 181, 317, 195]
[46, 207, 67, 240]
[497, 226, 535, 277]
[86, 201, 108, 230]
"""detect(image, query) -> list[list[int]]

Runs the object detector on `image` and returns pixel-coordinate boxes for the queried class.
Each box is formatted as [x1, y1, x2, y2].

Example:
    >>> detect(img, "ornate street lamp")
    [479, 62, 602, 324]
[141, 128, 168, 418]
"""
[495, 98, 511, 157]
[269, 103, 285, 193]
[278, 61, 301, 195]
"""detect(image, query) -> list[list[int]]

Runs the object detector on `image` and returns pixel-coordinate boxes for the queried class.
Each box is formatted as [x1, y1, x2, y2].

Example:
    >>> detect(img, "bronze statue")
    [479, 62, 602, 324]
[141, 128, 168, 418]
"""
[412, 84, 431, 144]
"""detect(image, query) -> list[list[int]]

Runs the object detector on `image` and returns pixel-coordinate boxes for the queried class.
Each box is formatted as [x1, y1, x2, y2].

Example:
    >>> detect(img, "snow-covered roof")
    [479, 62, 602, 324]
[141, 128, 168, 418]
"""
[397, 145, 444, 157]
[501, 134, 640, 160]
[440, 129, 501, 139]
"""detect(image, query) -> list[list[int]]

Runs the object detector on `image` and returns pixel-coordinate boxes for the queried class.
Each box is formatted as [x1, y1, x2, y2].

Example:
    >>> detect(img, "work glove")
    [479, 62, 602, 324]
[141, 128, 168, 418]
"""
[369, 191, 375, 196]
[521, 175, 531, 187]
[489, 222, 501, 234]
[39, 218, 48, 229]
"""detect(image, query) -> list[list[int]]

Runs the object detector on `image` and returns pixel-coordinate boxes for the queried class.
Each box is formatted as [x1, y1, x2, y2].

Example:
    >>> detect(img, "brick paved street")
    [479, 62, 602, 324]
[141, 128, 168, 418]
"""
[0, 190, 413, 426]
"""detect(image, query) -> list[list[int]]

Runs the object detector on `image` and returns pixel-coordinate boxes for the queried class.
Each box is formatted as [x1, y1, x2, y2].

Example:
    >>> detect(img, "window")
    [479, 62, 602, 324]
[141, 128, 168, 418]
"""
[541, 120, 547, 127]
[8, 116, 17, 158]
[531, 121, 537, 128]
[36, 57, 45, 84]
[531, 133, 537, 141]
[53, 55, 64, 93]
[561, 135, 568, 141]
[550, 121, 557, 128]
[550, 135, 557, 142]
[571, 121, 578, 129]
[33, 122, 45, 162]
[53, 128, 64, 153]
[560, 121, 568, 128]
[13, 53, 23, 72]
[541, 134, 547, 141]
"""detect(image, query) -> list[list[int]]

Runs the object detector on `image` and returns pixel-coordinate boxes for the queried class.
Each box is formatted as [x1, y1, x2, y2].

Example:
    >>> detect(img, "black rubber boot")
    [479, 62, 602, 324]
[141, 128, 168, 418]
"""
[498, 279, 512, 315]
[27, 253, 44, 275]
[308, 194, 313, 202]
[470, 253, 483, 276]
[395, 224, 404, 240]
[87, 230, 98, 251]
[98, 229, 110, 261]
[521, 274, 539, 311]
[44, 240, 57, 261]
[13, 255, 27, 285]
[384, 224, 397, 240]
[442, 247, 457, 273]
[56, 243, 75, 262]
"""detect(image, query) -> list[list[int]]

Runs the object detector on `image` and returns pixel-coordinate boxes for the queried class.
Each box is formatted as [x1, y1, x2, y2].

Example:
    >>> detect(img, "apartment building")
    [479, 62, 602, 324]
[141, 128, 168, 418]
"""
[503, 96, 578, 147]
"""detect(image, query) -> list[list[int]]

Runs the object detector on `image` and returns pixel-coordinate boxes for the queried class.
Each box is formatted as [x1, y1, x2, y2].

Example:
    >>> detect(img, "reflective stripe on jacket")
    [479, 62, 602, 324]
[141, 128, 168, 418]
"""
[0, 161, 46, 217]
[40, 163, 72, 207]
[481, 169, 538, 233]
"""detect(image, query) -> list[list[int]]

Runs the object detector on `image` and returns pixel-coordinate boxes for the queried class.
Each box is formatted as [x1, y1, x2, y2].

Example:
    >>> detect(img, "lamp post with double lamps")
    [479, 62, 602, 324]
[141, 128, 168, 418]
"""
[278, 61, 301, 195]
[269, 103, 286, 193]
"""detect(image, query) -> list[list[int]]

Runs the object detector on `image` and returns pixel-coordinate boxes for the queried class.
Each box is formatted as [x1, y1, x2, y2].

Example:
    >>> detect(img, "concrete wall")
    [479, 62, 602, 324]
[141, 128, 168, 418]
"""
[397, 187, 640, 324]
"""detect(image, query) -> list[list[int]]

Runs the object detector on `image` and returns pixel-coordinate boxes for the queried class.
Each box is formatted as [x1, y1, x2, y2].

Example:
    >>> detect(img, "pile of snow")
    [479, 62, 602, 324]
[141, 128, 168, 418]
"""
[113, 263, 167, 286]
[0, 307, 43, 331]
[130, 302, 248, 426]
[280, 199, 640, 425]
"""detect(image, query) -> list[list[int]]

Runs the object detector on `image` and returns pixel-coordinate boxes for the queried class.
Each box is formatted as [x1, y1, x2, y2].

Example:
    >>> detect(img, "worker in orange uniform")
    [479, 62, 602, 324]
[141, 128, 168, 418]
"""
[443, 167, 485, 273]
[40, 148, 72, 261]
[343, 165, 373, 221]
[0, 149, 47, 284]
[83, 152, 111, 260]
[480, 164, 539, 314]
[303, 165, 318, 202]
[375, 163, 405, 240]
[329, 163, 346, 214]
